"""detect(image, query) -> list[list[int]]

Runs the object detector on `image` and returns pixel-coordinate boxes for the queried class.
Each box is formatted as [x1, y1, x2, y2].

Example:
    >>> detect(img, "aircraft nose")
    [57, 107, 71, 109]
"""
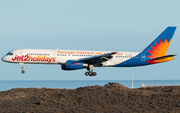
[1, 56, 7, 62]
[1, 56, 4, 61]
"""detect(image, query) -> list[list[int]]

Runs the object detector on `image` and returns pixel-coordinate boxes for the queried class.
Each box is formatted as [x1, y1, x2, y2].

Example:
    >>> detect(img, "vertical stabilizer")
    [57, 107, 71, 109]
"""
[142, 27, 176, 59]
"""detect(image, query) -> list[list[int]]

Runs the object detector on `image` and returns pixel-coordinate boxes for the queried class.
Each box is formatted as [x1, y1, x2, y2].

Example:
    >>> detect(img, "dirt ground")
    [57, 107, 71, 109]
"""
[0, 82, 180, 113]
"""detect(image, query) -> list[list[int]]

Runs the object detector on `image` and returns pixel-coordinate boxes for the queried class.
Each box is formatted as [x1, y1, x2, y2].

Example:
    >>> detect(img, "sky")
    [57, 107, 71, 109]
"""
[0, 0, 180, 80]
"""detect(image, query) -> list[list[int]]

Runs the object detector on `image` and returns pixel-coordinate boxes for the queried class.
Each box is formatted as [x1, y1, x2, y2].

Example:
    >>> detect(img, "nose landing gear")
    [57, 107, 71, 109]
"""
[85, 65, 97, 77]
[19, 63, 25, 74]
[21, 70, 25, 74]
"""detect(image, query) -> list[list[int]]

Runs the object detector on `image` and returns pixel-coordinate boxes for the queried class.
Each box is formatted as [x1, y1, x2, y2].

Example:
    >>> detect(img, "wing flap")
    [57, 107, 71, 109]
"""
[79, 52, 117, 65]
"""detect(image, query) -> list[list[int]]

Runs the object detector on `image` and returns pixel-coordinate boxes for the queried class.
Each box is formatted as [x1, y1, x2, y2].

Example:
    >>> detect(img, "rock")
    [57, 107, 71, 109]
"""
[0, 84, 180, 112]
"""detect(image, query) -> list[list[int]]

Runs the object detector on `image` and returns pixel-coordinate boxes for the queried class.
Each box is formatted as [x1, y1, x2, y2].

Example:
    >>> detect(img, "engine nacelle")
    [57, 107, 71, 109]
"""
[61, 60, 88, 70]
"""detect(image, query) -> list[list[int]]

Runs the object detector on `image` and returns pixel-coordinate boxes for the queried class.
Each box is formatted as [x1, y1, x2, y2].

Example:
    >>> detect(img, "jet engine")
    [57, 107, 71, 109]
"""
[61, 60, 88, 70]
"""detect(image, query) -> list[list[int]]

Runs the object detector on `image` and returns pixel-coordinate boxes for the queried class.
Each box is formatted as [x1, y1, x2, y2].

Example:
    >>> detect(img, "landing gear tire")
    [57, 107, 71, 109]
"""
[85, 72, 89, 76]
[19, 63, 25, 74]
[85, 65, 97, 77]
[21, 70, 25, 74]
[85, 71, 97, 76]
[89, 72, 93, 77]
[93, 72, 97, 76]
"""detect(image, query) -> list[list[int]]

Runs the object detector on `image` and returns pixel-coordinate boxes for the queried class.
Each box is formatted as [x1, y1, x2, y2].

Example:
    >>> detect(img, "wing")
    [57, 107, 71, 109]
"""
[79, 52, 117, 66]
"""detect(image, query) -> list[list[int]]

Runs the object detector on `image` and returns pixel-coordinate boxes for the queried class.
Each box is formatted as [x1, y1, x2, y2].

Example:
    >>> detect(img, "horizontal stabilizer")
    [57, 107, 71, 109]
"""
[147, 54, 176, 64]
[151, 54, 177, 60]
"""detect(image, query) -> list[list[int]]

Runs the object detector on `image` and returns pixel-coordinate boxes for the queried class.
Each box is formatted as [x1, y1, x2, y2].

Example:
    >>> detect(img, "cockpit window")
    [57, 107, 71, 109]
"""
[6, 52, 13, 55]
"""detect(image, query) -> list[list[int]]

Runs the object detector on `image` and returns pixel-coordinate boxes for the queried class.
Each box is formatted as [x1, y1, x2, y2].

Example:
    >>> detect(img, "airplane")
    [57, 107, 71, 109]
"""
[1, 27, 177, 77]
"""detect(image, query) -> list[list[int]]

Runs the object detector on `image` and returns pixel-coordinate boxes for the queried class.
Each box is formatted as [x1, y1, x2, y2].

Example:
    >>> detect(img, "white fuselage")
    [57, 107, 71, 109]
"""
[2, 49, 140, 67]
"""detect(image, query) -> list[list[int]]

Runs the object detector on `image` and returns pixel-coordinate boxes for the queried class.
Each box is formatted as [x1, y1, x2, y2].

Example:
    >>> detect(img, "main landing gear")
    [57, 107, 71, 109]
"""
[85, 65, 97, 77]
[19, 63, 25, 74]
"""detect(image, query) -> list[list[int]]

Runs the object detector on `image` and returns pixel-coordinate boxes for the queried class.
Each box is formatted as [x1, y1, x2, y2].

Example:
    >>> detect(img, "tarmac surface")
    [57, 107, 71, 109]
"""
[0, 82, 180, 113]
